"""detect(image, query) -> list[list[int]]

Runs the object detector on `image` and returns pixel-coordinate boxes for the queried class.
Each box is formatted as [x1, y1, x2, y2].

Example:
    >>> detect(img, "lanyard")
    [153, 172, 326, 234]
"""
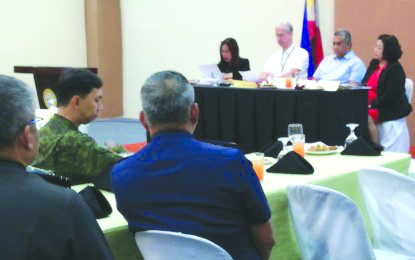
[281, 46, 295, 72]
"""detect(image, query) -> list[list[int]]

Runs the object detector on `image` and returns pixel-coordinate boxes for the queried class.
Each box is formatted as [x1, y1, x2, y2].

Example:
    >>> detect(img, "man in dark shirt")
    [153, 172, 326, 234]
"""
[112, 71, 275, 259]
[0, 75, 114, 259]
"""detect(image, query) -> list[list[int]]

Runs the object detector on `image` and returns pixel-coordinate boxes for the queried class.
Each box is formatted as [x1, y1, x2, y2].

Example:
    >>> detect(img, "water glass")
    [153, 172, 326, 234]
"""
[277, 137, 289, 160]
[288, 124, 303, 142]
[345, 123, 359, 148]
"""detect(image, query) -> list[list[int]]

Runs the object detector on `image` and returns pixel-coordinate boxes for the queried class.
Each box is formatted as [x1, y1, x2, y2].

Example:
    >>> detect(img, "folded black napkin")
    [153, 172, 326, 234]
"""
[259, 140, 283, 158]
[78, 186, 112, 219]
[268, 151, 314, 174]
[341, 136, 383, 156]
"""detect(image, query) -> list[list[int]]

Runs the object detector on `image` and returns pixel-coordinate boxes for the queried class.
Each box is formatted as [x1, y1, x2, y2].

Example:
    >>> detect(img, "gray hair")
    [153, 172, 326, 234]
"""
[0, 75, 36, 150]
[141, 71, 194, 129]
[334, 29, 352, 47]
[277, 22, 293, 33]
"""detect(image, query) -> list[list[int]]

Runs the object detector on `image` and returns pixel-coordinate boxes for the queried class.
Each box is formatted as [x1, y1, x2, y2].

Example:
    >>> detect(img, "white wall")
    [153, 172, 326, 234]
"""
[0, 0, 333, 116]
[121, 0, 334, 118]
[0, 0, 87, 106]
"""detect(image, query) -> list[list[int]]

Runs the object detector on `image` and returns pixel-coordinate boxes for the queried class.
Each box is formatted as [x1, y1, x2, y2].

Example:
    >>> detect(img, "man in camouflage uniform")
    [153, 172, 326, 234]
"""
[33, 69, 121, 189]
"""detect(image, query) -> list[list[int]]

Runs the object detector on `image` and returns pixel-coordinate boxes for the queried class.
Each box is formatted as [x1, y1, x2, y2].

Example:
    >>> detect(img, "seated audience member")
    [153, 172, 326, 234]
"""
[32, 69, 121, 189]
[112, 71, 275, 260]
[362, 34, 412, 152]
[261, 22, 309, 80]
[313, 29, 366, 84]
[217, 38, 250, 80]
[0, 75, 114, 259]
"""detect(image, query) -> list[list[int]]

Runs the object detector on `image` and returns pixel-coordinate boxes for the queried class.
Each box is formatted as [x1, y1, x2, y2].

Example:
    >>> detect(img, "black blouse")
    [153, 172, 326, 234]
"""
[363, 59, 412, 122]
[217, 58, 250, 80]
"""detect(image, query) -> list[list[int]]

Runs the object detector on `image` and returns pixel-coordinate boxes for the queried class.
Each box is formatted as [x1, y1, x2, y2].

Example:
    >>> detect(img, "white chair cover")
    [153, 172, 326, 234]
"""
[377, 118, 410, 153]
[408, 159, 415, 179]
[358, 166, 415, 257]
[135, 230, 233, 260]
[287, 184, 377, 260]
[405, 78, 413, 103]
[375, 78, 412, 153]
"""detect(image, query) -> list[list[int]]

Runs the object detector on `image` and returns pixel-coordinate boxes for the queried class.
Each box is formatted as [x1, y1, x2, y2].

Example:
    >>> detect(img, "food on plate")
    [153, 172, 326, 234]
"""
[259, 81, 275, 87]
[308, 144, 337, 151]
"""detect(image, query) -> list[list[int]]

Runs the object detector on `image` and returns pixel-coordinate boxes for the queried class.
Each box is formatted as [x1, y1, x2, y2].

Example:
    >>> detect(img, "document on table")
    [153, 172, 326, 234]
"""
[240, 70, 260, 82]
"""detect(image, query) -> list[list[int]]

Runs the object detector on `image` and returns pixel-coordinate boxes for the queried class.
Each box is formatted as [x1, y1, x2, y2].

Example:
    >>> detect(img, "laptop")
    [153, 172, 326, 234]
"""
[198, 64, 223, 80]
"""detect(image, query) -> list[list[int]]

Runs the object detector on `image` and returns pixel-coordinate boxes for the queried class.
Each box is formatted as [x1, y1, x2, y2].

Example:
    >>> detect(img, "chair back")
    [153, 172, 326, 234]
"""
[287, 184, 376, 260]
[135, 230, 233, 260]
[405, 78, 413, 103]
[358, 166, 415, 256]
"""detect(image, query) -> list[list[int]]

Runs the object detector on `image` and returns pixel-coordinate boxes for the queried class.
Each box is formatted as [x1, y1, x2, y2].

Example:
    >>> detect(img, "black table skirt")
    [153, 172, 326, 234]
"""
[193, 85, 368, 154]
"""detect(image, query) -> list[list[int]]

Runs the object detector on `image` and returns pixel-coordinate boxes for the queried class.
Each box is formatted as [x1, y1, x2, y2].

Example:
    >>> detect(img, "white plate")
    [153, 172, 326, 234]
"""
[264, 157, 277, 165]
[305, 148, 339, 155]
[245, 154, 277, 165]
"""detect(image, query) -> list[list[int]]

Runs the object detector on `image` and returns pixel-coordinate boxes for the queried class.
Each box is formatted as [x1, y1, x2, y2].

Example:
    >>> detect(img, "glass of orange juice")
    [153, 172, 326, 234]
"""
[251, 152, 264, 181]
[286, 77, 292, 88]
[292, 134, 305, 157]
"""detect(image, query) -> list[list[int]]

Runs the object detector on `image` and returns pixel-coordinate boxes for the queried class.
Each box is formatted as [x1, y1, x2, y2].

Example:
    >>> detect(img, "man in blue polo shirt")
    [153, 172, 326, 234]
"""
[112, 71, 275, 260]
[313, 29, 366, 84]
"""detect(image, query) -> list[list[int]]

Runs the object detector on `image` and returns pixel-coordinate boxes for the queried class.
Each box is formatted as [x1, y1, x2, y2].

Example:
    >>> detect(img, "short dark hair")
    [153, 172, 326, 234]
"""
[220, 38, 240, 65]
[379, 34, 402, 63]
[55, 68, 102, 106]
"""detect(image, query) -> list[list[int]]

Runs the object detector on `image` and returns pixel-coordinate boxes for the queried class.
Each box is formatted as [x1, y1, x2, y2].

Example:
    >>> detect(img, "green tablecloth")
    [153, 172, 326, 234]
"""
[73, 151, 411, 260]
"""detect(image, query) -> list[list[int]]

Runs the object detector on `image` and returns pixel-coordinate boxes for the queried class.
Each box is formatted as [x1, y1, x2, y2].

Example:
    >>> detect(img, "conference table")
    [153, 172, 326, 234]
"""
[193, 85, 369, 154]
[73, 151, 411, 260]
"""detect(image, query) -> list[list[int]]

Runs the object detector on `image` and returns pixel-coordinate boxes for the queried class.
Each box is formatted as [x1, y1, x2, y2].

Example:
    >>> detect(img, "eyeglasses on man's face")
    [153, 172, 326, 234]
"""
[29, 117, 44, 129]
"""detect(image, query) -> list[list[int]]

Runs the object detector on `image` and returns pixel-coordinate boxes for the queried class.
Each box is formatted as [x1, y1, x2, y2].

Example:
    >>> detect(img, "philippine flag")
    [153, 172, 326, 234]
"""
[301, 0, 324, 78]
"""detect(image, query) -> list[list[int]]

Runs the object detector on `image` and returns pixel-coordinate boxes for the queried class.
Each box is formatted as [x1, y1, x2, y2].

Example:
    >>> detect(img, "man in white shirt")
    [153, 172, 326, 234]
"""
[261, 22, 309, 80]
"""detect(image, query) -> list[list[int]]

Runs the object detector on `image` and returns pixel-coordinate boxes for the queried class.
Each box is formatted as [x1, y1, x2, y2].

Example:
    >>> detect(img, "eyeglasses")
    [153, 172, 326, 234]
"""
[30, 117, 43, 125]
[29, 117, 44, 129]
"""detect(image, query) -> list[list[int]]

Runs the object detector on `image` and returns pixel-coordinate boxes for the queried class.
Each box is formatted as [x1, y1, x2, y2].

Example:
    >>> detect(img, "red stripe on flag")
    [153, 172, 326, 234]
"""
[307, 20, 323, 67]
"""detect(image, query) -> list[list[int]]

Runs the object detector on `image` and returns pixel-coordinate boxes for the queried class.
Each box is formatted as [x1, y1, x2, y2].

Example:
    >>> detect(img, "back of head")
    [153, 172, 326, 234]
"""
[141, 71, 194, 130]
[379, 34, 402, 62]
[334, 29, 352, 47]
[55, 68, 102, 106]
[0, 75, 35, 150]
[220, 38, 240, 63]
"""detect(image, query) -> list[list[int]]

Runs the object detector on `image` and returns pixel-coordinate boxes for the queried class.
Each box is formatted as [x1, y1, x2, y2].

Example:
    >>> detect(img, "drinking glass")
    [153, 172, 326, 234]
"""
[277, 137, 289, 160]
[293, 70, 303, 88]
[250, 152, 264, 181]
[288, 124, 303, 143]
[345, 123, 359, 148]
[292, 134, 305, 157]
[286, 78, 293, 88]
